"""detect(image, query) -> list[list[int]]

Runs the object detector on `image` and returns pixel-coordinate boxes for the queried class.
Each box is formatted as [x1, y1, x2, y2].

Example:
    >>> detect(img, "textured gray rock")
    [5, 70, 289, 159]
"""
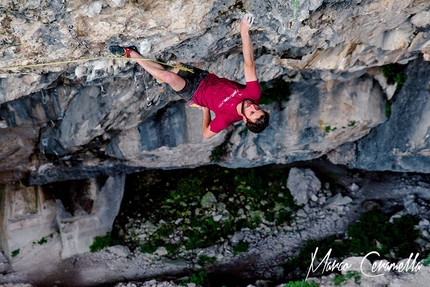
[0, 0, 430, 285]
[108, 245, 130, 257]
[0, 0, 429, 184]
[0, 183, 57, 260]
[324, 193, 353, 208]
[201, 192, 217, 208]
[287, 168, 321, 205]
[351, 59, 430, 173]
[59, 175, 125, 258]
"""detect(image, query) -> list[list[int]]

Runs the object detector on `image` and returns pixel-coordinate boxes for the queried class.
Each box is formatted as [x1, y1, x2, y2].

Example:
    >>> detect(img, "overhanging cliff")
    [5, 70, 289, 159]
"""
[0, 0, 429, 185]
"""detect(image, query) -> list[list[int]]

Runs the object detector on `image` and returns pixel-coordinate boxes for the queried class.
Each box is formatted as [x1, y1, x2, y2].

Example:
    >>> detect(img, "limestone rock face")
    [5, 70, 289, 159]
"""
[286, 168, 321, 205]
[0, 175, 124, 260]
[0, 0, 429, 184]
[352, 59, 430, 173]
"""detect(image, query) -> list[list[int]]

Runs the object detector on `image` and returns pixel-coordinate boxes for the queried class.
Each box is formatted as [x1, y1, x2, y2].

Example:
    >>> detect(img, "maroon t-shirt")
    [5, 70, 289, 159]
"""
[193, 74, 261, 133]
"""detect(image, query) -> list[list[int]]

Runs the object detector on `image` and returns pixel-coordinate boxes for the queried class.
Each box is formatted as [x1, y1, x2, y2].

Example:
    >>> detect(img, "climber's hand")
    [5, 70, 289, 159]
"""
[240, 13, 254, 34]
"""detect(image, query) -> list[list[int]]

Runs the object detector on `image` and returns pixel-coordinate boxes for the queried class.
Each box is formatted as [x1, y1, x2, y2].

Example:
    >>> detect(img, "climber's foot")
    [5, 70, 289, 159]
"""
[109, 45, 139, 58]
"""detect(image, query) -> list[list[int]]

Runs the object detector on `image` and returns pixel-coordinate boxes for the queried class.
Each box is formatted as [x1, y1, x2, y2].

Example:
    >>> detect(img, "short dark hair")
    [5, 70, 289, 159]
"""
[246, 110, 270, 133]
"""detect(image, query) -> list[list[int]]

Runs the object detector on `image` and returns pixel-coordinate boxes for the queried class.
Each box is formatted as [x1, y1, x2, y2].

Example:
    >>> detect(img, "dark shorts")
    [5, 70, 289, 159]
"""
[175, 64, 210, 101]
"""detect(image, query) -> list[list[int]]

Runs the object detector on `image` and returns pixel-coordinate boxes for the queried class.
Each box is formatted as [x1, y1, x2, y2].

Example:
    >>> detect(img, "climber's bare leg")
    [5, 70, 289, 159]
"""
[129, 51, 186, 91]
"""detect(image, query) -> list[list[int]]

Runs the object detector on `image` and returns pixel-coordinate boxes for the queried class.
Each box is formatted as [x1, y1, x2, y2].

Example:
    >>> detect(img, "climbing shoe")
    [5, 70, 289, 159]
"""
[109, 45, 139, 58]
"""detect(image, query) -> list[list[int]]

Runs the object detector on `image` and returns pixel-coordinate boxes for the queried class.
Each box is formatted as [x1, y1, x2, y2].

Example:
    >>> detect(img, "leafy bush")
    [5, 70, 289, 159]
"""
[140, 242, 158, 254]
[382, 64, 407, 88]
[198, 254, 217, 266]
[333, 274, 346, 286]
[333, 271, 361, 286]
[89, 232, 118, 253]
[347, 208, 420, 258]
[11, 249, 20, 257]
[233, 241, 249, 256]
[347, 271, 361, 285]
[423, 254, 430, 266]
[259, 77, 291, 104]
[385, 103, 391, 118]
[181, 271, 208, 287]
[38, 237, 48, 245]
[210, 145, 224, 162]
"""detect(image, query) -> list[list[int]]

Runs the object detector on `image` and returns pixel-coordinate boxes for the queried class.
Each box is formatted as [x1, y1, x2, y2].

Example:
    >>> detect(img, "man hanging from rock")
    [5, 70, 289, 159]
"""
[109, 13, 270, 139]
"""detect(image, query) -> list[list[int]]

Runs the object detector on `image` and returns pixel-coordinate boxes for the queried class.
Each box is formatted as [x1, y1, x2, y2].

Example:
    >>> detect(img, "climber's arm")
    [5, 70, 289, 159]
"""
[240, 14, 257, 82]
[202, 107, 216, 139]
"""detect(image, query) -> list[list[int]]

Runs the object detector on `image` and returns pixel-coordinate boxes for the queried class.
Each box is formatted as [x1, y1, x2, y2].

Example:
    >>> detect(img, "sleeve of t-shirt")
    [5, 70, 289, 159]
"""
[244, 80, 261, 101]
[209, 115, 229, 134]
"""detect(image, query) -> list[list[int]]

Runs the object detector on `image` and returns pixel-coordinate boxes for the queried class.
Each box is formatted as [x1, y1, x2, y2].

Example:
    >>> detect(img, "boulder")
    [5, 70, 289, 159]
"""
[286, 168, 321, 205]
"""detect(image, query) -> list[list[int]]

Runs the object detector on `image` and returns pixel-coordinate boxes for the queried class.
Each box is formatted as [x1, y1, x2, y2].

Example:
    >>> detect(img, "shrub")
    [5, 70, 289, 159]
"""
[89, 232, 118, 253]
[333, 274, 347, 286]
[198, 254, 217, 266]
[38, 237, 48, 245]
[348, 120, 356, 126]
[233, 241, 249, 255]
[11, 249, 20, 257]
[210, 145, 224, 162]
[333, 271, 361, 286]
[423, 254, 430, 266]
[347, 209, 420, 258]
[385, 103, 391, 118]
[381, 64, 407, 89]
[140, 242, 158, 254]
[181, 271, 208, 287]
[260, 77, 291, 104]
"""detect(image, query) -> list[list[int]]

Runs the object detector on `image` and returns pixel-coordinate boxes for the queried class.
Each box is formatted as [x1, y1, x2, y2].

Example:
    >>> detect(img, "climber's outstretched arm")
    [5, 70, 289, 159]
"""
[240, 14, 257, 82]
[202, 107, 216, 139]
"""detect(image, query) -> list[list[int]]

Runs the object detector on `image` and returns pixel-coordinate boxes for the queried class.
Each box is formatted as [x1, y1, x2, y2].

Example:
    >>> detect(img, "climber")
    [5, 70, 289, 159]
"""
[109, 13, 269, 139]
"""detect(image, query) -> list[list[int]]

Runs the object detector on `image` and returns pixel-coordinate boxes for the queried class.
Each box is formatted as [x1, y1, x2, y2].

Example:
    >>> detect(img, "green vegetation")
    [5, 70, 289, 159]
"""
[347, 209, 420, 258]
[325, 126, 337, 133]
[233, 241, 249, 256]
[11, 249, 20, 257]
[210, 139, 236, 162]
[385, 103, 391, 118]
[382, 64, 407, 89]
[38, 237, 48, 245]
[119, 166, 299, 258]
[283, 208, 421, 276]
[333, 274, 347, 286]
[140, 242, 158, 254]
[284, 279, 319, 287]
[322, 120, 356, 133]
[198, 254, 217, 266]
[347, 271, 361, 285]
[89, 232, 118, 253]
[423, 254, 430, 266]
[333, 271, 361, 286]
[181, 271, 208, 287]
[210, 145, 225, 162]
[238, 127, 248, 136]
[260, 77, 291, 105]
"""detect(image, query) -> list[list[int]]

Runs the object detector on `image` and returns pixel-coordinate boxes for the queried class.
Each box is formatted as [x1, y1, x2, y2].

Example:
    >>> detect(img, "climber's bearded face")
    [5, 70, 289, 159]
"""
[241, 99, 264, 123]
